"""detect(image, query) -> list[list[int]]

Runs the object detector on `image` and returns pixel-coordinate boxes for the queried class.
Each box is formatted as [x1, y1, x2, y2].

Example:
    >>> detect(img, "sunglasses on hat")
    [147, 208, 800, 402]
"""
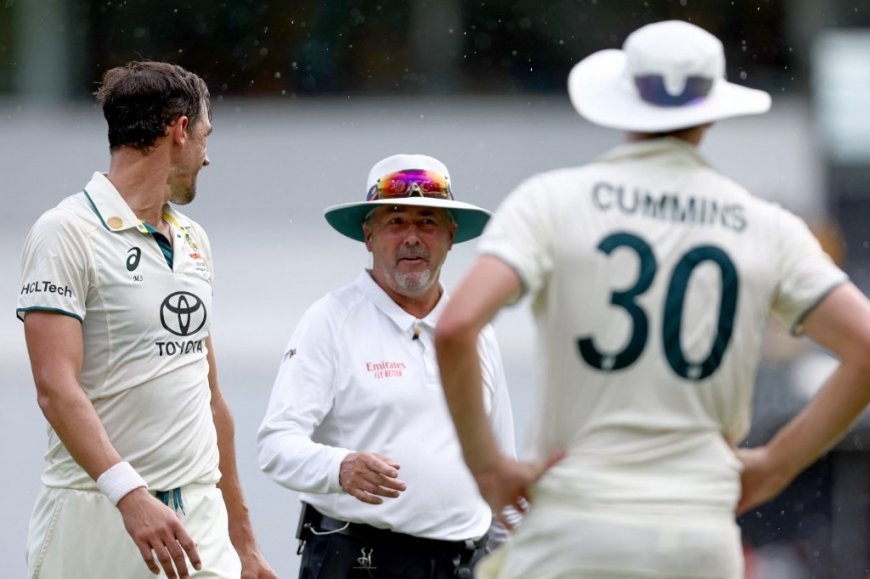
[366, 170, 454, 201]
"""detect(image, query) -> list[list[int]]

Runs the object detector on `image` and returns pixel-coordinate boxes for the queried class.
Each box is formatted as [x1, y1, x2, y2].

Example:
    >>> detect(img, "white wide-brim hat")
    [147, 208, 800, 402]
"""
[324, 154, 491, 243]
[568, 20, 772, 133]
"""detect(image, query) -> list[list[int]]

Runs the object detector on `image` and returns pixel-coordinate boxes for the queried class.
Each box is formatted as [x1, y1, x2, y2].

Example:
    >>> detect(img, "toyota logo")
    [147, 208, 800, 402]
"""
[160, 291, 207, 336]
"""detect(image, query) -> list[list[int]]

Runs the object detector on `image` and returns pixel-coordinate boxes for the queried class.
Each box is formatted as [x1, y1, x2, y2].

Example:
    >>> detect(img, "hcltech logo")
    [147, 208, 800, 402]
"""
[159, 291, 207, 336]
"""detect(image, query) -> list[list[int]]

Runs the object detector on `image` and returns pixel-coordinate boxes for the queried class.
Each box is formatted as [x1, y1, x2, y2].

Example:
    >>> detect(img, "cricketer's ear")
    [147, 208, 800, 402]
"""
[169, 115, 191, 145]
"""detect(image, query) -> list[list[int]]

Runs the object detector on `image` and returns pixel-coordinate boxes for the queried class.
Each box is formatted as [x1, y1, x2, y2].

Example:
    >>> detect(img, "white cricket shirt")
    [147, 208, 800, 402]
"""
[257, 271, 516, 541]
[17, 172, 220, 491]
[478, 138, 847, 515]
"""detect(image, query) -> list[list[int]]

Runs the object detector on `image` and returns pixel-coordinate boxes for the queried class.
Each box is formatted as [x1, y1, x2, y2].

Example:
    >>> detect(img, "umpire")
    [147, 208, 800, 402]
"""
[257, 154, 517, 578]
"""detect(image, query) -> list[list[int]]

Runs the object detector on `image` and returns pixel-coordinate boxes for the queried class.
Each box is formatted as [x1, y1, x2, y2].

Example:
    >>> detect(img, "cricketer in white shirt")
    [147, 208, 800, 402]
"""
[479, 138, 846, 510]
[18, 172, 220, 491]
[438, 138, 852, 579]
[437, 20, 870, 579]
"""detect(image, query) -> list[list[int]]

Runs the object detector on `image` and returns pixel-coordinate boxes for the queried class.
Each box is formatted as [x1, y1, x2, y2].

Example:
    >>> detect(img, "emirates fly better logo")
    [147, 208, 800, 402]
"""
[160, 291, 207, 336]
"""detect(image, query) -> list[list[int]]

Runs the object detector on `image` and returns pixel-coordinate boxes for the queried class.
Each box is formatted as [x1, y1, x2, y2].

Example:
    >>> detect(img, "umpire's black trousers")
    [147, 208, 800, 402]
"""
[297, 503, 489, 579]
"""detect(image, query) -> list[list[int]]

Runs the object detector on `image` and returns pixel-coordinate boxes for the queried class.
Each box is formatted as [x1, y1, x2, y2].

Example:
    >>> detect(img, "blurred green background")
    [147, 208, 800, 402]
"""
[1, 0, 863, 100]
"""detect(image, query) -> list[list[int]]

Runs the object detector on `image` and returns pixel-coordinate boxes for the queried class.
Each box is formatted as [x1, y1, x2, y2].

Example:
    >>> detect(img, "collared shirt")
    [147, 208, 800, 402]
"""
[478, 138, 847, 515]
[17, 172, 220, 491]
[257, 271, 516, 541]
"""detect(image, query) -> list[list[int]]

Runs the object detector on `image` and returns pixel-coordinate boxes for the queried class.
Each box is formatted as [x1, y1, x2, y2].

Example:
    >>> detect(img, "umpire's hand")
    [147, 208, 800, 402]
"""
[339, 452, 407, 504]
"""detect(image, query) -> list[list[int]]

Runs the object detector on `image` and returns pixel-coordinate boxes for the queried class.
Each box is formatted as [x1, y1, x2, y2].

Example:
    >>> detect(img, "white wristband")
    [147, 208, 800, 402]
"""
[96, 461, 148, 506]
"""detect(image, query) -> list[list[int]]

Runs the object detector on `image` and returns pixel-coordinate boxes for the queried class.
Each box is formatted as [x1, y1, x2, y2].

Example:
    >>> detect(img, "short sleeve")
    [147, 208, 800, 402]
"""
[770, 211, 848, 335]
[476, 174, 554, 300]
[17, 210, 91, 322]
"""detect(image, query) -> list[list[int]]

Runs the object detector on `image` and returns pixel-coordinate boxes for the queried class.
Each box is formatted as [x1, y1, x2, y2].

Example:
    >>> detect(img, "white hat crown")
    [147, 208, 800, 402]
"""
[624, 20, 725, 98]
[567, 19, 771, 132]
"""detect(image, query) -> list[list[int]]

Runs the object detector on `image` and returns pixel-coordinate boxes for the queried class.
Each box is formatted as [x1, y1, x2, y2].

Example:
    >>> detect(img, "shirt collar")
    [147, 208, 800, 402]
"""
[597, 137, 713, 168]
[82, 172, 192, 234]
[355, 270, 449, 338]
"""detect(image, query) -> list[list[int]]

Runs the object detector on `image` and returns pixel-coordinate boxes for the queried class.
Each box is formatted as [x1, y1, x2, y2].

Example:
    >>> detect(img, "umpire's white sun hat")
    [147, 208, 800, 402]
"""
[568, 20, 771, 132]
[324, 154, 491, 243]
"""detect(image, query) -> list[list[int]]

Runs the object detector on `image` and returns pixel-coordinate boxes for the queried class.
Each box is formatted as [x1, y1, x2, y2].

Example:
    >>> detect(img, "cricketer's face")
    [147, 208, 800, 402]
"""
[169, 102, 212, 205]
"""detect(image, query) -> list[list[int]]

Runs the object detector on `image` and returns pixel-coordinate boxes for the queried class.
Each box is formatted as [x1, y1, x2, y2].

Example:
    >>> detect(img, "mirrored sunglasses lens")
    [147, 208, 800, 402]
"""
[376, 170, 450, 199]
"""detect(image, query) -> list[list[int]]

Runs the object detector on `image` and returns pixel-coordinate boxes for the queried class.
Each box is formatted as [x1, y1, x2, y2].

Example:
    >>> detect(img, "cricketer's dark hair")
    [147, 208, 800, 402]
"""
[94, 61, 211, 152]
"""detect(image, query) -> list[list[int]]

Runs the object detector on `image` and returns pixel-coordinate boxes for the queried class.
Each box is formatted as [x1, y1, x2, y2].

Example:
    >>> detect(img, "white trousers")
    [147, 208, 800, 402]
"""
[477, 494, 743, 579]
[26, 483, 242, 579]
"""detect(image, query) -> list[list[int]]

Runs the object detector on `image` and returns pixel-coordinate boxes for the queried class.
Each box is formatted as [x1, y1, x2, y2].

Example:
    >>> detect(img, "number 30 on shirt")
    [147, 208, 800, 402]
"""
[576, 232, 738, 381]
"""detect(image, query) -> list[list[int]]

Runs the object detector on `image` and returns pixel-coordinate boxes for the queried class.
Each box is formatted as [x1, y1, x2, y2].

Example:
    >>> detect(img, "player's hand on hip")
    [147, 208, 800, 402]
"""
[475, 450, 565, 530]
[117, 487, 202, 578]
[735, 446, 794, 516]
[340, 452, 407, 504]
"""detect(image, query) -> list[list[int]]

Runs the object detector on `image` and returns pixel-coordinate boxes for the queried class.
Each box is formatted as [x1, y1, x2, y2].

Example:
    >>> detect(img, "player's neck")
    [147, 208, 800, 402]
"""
[627, 124, 710, 145]
[106, 146, 172, 227]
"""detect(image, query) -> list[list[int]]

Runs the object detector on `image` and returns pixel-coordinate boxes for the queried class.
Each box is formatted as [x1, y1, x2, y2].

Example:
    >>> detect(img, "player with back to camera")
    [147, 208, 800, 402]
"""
[435, 20, 870, 579]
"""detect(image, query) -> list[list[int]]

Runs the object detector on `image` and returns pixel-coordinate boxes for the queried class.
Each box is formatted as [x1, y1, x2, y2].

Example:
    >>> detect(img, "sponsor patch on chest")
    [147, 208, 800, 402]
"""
[365, 361, 407, 380]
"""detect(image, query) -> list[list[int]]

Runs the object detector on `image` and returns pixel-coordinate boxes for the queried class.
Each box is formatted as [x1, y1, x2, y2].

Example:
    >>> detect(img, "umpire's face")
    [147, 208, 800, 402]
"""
[364, 205, 457, 299]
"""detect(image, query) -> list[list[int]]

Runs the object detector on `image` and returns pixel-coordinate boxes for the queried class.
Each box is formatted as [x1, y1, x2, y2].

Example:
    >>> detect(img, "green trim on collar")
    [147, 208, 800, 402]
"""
[82, 189, 111, 231]
[142, 222, 175, 270]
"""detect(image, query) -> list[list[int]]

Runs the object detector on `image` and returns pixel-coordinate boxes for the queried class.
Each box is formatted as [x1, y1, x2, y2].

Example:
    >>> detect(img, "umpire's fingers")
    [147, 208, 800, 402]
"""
[362, 455, 406, 492]
[371, 453, 401, 471]
[365, 453, 402, 479]
[368, 471, 406, 493]
[349, 484, 385, 505]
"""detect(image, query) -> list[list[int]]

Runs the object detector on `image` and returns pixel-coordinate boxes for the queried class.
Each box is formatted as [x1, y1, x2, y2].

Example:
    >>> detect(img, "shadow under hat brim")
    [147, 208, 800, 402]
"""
[324, 197, 492, 243]
[568, 49, 771, 133]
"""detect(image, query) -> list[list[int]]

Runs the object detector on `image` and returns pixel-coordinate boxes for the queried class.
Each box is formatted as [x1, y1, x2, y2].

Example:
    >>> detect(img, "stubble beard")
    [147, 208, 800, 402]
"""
[169, 179, 197, 205]
[394, 268, 433, 294]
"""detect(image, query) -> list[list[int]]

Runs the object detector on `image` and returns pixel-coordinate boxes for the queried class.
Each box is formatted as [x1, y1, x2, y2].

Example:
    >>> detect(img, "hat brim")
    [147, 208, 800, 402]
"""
[568, 49, 771, 132]
[324, 197, 491, 243]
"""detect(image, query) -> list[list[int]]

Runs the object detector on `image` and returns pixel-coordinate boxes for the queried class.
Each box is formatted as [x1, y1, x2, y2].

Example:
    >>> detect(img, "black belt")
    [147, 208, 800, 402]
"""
[297, 502, 488, 555]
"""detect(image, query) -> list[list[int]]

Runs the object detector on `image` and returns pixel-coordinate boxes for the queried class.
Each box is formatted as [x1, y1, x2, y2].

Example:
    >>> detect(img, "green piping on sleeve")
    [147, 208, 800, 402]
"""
[16, 307, 84, 323]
